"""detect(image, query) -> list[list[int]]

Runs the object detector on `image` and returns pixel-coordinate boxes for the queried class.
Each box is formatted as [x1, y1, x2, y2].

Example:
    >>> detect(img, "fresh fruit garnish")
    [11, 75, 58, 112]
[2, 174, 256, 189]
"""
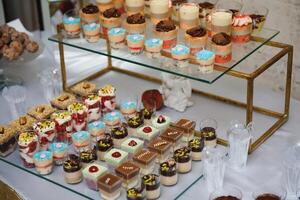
[112, 152, 121, 158]
[128, 140, 137, 146]
[143, 127, 152, 133]
[157, 115, 166, 123]
[89, 165, 99, 173]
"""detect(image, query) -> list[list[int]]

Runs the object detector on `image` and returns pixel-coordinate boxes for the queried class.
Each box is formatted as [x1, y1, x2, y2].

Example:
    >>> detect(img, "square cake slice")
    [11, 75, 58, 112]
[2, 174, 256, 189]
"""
[148, 138, 172, 163]
[50, 92, 77, 110]
[9, 115, 36, 133]
[137, 125, 159, 142]
[115, 161, 140, 188]
[121, 137, 144, 155]
[71, 81, 97, 97]
[133, 149, 157, 175]
[82, 163, 107, 191]
[27, 104, 56, 120]
[104, 148, 128, 168]
[160, 127, 183, 149]
[98, 173, 123, 200]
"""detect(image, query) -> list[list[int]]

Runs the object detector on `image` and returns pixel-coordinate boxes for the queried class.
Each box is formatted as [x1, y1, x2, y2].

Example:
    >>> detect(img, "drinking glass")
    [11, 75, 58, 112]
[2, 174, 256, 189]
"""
[38, 68, 61, 103]
[227, 120, 252, 170]
[203, 146, 227, 192]
[252, 186, 286, 200]
[282, 144, 300, 197]
[2, 85, 27, 120]
[209, 185, 242, 200]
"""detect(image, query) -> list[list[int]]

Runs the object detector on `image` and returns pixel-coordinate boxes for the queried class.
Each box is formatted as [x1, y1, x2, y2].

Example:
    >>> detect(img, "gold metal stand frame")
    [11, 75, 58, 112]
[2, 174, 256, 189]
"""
[56, 25, 293, 153]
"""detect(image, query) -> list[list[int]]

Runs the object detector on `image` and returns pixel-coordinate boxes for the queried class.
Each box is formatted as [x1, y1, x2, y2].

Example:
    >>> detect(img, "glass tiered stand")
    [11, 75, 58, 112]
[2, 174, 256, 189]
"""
[0, 16, 294, 200]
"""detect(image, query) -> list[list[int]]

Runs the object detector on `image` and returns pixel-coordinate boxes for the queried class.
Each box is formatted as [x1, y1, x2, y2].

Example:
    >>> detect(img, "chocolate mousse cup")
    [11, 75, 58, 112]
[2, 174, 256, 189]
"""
[63, 154, 82, 184]
[98, 173, 123, 200]
[153, 20, 178, 49]
[173, 147, 191, 173]
[254, 194, 281, 200]
[101, 8, 122, 36]
[159, 159, 178, 186]
[185, 26, 208, 58]
[111, 124, 128, 148]
[188, 137, 204, 161]
[211, 32, 232, 64]
[96, 134, 113, 161]
[175, 118, 196, 142]
[201, 127, 217, 147]
[133, 149, 157, 175]
[115, 161, 140, 188]
[124, 13, 146, 34]
[142, 174, 160, 200]
[81, 4, 100, 23]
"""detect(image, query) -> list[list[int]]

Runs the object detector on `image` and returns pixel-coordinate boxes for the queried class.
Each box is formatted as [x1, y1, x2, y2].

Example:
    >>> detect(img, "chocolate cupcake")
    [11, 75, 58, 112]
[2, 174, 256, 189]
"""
[142, 174, 160, 199]
[63, 154, 82, 184]
[188, 138, 204, 161]
[159, 158, 178, 186]
[173, 147, 191, 173]
[97, 134, 113, 161]
[111, 124, 128, 148]
[154, 20, 178, 49]
[125, 13, 146, 34]
[79, 147, 97, 167]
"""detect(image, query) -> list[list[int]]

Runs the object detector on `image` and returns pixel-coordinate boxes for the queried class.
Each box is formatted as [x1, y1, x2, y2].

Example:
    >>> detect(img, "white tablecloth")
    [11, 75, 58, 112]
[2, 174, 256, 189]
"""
[0, 36, 300, 200]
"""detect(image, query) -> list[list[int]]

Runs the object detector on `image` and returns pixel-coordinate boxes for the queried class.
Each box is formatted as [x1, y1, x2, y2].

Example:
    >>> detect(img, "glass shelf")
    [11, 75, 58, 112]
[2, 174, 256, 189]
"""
[48, 20, 279, 84]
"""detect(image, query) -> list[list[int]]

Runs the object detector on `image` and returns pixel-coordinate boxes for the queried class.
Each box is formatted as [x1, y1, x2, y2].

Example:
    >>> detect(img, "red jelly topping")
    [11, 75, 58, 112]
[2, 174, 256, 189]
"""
[143, 127, 152, 133]
[89, 166, 99, 173]
[128, 140, 137, 146]
[112, 152, 121, 158]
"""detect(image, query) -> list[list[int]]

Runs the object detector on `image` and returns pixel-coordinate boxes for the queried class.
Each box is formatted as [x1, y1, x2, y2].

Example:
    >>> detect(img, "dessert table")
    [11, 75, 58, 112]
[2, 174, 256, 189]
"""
[0, 36, 299, 200]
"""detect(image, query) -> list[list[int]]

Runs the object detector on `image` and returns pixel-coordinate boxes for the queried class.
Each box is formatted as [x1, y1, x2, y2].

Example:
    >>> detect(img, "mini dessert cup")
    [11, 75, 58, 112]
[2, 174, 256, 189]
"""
[154, 20, 178, 49]
[83, 22, 101, 43]
[33, 120, 56, 150]
[115, 161, 140, 188]
[127, 114, 144, 137]
[50, 93, 77, 110]
[209, 185, 243, 200]
[125, 0, 145, 15]
[98, 84, 116, 113]
[120, 97, 138, 118]
[27, 104, 56, 120]
[88, 120, 106, 144]
[127, 186, 146, 200]
[0, 125, 17, 157]
[160, 158, 178, 186]
[108, 27, 126, 49]
[211, 32, 232, 64]
[133, 149, 157, 175]
[68, 102, 88, 132]
[97, 134, 114, 161]
[111, 124, 128, 148]
[185, 26, 208, 57]
[104, 148, 128, 170]
[171, 0, 188, 22]
[137, 126, 159, 147]
[171, 44, 190, 68]
[127, 34, 145, 55]
[175, 118, 196, 142]
[160, 127, 184, 151]
[211, 9, 233, 36]
[179, 3, 200, 30]
[188, 137, 205, 161]
[63, 9, 81, 38]
[150, 0, 170, 25]
[114, 0, 125, 14]
[152, 115, 171, 132]
[124, 13, 146, 34]
[98, 173, 123, 200]
[9, 115, 36, 134]
[121, 137, 144, 159]
[33, 151, 53, 175]
[199, 1, 216, 29]
[248, 7, 268, 34]
[142, 174, 161, 199]
[103, 111, 122, 130]
[71, 131, 91, 152]
[82, 163, 108, 190]
[84, 94, 102, 122]
[145, 38, 163, 59]
[232, 14, 253, 43]
[71, 81, 97, 98]
[173, 147, 191, 173]
[100, 8, 122, 36]
[3, 86, 27, 120]
[141, 107, 155, 126]
[63, 154, 82, 184]
[79, 147, 97, 168]
[196, 49, 215, 73]
[18, 131, 39, 168]
[148, 138, 172, 163]
[51, 111, 73, 143]
[199, 118, 218, 147]
[96, 0, 114, 14]
[81, 4, 100, 23]
[252, 187, 286, 200]
[49, 142, 68, 165]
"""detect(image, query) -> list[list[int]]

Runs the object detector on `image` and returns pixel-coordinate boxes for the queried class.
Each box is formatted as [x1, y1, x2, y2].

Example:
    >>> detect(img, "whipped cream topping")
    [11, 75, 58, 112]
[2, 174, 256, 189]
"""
[84, 94, 101, 106]
[232, 15, 252, 27]
[33, 120, 56, 133]
[98, 84, 116, 97]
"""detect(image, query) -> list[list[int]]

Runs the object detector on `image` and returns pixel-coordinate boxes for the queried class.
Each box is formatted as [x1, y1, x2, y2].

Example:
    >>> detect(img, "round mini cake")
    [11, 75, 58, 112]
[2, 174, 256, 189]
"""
[188, 138, 204, 161]
[82, 22, 101, 43]
[111, 124, 128, 148]
[145, 38, 163, 59]
[33, 151, 53, 175]
[79, 147, 97, 168]
[124, 13, 146, 34]
[63, 154, 82, 184]
[100, 8, 122, 36]
[127, 114, 144, 136]
[154, 20, 178, 49]
[71, 131, 91, 152]
[173, 147, 191, 173]
[108, 27, 126, 49]
[49, 142, 68, 165]
[196, 49, 215, 73]
[18, 131, 39, 168]
[152, 115, 171, 132]
[142, 174, 161, 200]
[211, 32, 232, 64]
[232, 14, 253, 43]
[103, 111, 122, 128]
[97, 134, 114, 161]
[171, 44, 190, 68]
[160, 158, 178, 186]
[88, 120, 106, 143]
[127, 34, 145, 55]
